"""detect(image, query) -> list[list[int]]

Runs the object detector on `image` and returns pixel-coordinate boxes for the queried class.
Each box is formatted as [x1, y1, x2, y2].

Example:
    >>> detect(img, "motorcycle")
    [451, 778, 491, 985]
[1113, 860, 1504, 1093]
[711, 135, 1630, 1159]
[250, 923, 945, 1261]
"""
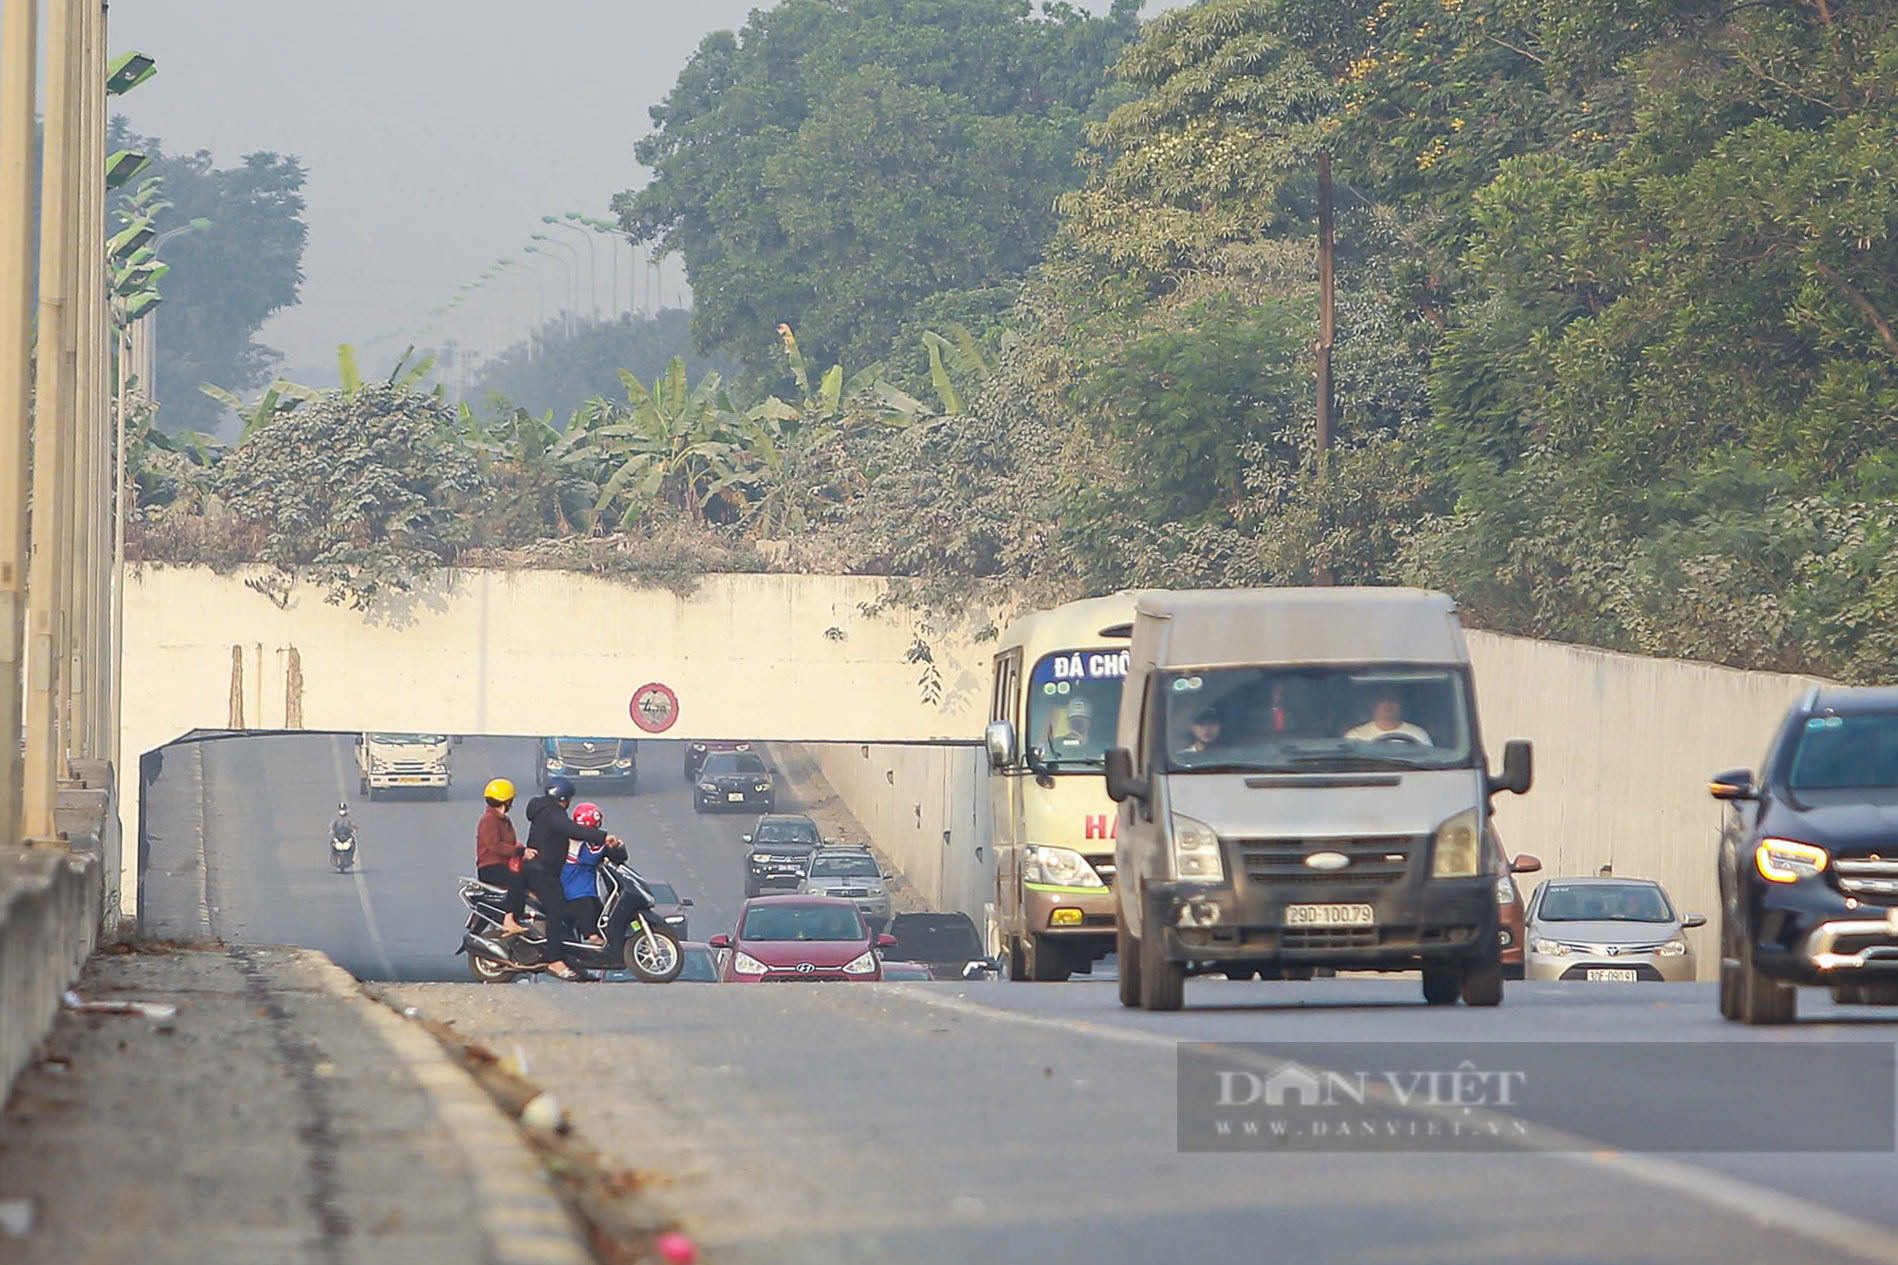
[330, 832, 357, 874]
[456, 855, 684, 984]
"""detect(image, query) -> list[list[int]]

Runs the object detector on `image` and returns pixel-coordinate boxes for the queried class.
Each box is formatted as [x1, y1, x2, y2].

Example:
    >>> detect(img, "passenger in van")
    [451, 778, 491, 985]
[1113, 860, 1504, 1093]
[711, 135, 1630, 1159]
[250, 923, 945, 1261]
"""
[1344, 689, 1432, 745]
[1184, 709, 1225, 752]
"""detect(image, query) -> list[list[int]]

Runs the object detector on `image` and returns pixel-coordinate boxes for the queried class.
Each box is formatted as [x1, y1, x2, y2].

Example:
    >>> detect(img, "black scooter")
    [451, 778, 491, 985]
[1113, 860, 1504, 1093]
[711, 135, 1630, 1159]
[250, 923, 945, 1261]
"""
[456, 857, 684, 984]
[330, 831, 357, 873]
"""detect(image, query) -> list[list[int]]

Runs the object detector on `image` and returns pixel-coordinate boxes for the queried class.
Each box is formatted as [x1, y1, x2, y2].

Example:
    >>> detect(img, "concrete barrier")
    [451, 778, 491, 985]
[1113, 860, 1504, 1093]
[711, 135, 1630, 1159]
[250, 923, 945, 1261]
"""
[0, 845, 103, 1101]
[792, 742, 994, 920]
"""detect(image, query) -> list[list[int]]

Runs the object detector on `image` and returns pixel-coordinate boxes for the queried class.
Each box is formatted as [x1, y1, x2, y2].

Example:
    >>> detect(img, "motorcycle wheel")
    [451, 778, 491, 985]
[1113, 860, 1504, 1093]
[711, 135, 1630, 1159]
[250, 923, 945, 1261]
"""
[624, 922, 684, 983]
[468, 953, 512, 984]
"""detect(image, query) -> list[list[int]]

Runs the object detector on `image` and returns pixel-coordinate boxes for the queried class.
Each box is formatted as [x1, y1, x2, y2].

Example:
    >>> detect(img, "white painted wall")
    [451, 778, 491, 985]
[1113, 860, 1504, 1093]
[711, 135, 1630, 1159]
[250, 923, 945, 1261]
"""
[795, 742, 994, 919]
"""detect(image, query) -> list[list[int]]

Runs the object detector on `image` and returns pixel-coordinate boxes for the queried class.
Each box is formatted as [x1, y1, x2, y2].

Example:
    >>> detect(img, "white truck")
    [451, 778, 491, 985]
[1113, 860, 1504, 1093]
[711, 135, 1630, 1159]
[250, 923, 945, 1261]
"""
[356, 731, 453, 800]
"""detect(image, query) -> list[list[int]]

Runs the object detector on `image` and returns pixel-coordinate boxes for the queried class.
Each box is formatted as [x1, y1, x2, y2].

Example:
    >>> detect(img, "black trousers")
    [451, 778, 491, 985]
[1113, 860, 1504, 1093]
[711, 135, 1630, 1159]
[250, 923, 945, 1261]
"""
[523, 866, 575, 966]
[476, 864, 528, 918]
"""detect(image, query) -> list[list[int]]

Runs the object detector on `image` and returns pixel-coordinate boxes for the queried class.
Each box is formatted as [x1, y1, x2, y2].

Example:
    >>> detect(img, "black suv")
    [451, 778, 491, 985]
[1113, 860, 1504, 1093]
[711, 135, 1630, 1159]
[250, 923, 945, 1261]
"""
[743, 814, 829, 897]
[1714, 686, 1898, 1024]
[692, 751, 776, 814]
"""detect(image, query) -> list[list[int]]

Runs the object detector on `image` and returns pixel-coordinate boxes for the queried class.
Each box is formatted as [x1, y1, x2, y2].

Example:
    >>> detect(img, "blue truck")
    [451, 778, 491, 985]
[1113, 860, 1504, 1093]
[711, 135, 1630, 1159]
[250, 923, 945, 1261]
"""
[540, 736, 639, 796]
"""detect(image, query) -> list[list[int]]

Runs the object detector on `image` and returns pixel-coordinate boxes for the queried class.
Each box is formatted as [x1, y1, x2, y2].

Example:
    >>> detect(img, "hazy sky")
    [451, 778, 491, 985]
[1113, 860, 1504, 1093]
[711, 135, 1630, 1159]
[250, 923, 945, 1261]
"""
[110, 1, 1180, 384]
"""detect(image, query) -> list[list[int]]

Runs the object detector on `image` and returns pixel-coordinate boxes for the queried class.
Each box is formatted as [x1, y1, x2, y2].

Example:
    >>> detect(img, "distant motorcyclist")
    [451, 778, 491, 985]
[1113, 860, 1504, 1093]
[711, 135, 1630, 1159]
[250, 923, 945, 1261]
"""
[474, 778, 530, 937]
[522, 777, 622, 981]
[561, 802, 628, 945]
[330, 803, 356, 845]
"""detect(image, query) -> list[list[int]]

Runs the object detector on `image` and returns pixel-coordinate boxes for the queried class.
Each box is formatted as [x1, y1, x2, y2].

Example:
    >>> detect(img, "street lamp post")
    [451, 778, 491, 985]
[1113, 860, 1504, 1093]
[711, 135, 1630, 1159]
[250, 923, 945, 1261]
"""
[525, 240, 576, 335]
[545, 214, 596, 319]
[584, 217, 621, 319]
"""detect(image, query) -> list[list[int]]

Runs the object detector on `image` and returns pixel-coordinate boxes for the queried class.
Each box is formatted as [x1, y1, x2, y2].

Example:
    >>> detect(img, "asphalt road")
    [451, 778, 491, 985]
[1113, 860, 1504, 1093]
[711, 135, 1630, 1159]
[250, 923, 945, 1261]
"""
[152, 732, 1898, 1265]
[143, 732, 771, 980]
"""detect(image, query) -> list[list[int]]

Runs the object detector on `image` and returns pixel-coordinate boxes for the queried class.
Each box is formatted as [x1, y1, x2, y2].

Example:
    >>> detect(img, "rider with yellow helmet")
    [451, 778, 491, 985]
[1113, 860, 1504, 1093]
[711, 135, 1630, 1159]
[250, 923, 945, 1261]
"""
[474, 776, 529, 935]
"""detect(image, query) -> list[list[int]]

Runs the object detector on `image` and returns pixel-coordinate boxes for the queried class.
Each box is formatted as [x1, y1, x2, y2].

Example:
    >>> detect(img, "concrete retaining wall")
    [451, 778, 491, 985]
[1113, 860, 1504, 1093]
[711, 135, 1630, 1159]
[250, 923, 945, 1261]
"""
[795, 742, 994, 920]
[0, 846, 103, 1101]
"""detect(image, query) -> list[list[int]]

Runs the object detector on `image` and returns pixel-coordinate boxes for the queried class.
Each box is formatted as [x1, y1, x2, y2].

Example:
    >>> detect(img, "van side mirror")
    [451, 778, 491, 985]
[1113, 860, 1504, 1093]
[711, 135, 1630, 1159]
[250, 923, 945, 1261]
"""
[1104, 747, 1149, 804]
[1509, 853, 1543, 875]
[1709, 769, 1757, 801]
[1488, 740, 1533, 797]
[985, 721, 1018, 771]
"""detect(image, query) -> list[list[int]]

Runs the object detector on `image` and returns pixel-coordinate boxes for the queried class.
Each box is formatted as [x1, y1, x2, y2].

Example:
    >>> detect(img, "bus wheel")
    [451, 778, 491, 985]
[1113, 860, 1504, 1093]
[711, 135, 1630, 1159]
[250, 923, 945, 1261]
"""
[1029, 935, 1072, 982]
[1117, 921, 1141, 1008]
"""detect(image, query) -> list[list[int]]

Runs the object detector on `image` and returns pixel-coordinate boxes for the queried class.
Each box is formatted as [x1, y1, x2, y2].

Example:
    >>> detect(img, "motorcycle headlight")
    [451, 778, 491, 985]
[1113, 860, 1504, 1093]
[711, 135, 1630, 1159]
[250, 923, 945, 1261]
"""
[732, 951, 769, 975]
[1023, 845, 1104, 888]
[1656, 937, 1689, 957]
[1170, 814, 1223, 882]
[1756, 838, 1827, 883]
[1530, 937, 1569, 956]
[842, 950, 877, 975]
[1432, 808, 1481, 878]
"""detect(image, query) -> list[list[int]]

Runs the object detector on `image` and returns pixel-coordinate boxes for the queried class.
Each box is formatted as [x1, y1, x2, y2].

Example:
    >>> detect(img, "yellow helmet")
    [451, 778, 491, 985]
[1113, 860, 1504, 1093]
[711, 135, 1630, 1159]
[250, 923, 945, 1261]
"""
[483, 777, 516, 805]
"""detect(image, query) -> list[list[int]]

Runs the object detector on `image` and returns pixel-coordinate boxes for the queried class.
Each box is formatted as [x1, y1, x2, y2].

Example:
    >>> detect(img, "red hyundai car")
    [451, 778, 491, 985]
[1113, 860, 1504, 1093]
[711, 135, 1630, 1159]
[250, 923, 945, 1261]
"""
[710, 895, 895, 982]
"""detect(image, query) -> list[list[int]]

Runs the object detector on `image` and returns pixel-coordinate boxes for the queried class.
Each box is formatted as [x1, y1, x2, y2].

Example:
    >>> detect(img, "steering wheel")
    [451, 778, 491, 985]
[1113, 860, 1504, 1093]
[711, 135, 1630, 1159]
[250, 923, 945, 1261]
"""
[1373, 731, 1425, 746]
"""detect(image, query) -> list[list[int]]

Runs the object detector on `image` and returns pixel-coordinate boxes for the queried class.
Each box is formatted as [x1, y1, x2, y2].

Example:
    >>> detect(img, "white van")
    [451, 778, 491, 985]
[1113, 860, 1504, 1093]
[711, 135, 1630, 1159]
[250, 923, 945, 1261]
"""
[1104, 588, 1532, 1011]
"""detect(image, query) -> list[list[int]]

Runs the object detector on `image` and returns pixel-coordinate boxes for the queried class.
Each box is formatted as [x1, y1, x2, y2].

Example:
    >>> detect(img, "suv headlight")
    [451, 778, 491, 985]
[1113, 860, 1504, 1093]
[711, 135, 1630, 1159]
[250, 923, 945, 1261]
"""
[842, 950, 877, 975]
[1170, 815, 1224, 882]
[1024, 846, 1104, 887]
[1756, 838, 1828, 883]
[1530, 937, 1570, 956]
[699, 782, 717, 792]
[1495, 876, 1516, 905]
[731, 951, 769, 974]
[1656, 937, 1689, 957]
[754, 782, 771, 792]
[1431, 808, 1481, 878]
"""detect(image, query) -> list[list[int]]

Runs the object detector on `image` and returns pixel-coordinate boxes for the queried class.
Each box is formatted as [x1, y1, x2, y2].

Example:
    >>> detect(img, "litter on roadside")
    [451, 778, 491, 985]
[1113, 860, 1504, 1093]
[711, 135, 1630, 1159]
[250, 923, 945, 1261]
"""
[60, 990, 178, 1020]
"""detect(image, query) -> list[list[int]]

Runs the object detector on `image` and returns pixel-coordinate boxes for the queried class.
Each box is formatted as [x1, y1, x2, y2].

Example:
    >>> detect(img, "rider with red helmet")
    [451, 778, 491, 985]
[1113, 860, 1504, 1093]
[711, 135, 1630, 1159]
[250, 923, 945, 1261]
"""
[560, 802, 626, 945]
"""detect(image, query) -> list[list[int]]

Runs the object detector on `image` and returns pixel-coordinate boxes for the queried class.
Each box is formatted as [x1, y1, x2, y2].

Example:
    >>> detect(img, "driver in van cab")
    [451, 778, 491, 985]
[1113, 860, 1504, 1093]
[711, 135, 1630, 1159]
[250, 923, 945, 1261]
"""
[1184, 708, 1224, 752]
[1345, 689, 1432, 745]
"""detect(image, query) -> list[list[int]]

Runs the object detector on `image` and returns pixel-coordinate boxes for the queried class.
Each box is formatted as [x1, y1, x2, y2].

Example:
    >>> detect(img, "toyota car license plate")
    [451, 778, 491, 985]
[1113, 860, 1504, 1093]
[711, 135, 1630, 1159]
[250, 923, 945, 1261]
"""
[1284, 903, 1375, 927]
[1586, 968, 1638, 982]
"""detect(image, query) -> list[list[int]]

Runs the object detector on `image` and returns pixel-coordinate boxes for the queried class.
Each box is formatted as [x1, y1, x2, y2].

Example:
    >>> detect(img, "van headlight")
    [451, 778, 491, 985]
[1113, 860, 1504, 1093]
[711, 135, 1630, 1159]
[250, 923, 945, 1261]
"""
[842, 950, 877, 975]
[1024, 846, 1104, 888]
[545, 757, 562, 770]
[1431, 808, 1481, 878]
[1756, 838, 1827, 883]
[1171, 815, 1224, 882]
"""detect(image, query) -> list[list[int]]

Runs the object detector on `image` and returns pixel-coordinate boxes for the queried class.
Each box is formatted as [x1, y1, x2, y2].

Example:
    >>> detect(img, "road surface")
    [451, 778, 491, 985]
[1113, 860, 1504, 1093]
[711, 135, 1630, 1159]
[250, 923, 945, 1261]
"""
[145, 732, 1898, 1265]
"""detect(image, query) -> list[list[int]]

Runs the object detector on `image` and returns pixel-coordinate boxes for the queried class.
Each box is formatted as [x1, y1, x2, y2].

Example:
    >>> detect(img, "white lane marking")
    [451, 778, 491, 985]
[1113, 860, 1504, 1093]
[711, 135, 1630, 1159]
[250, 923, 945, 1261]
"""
[890, 989, 1898, 1265]
[332, 737, 397, 981]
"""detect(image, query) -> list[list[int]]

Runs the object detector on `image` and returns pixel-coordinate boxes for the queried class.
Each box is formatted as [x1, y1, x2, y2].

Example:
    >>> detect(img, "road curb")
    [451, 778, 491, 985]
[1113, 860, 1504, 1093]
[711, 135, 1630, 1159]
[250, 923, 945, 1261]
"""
[292, 950, 593, 1265]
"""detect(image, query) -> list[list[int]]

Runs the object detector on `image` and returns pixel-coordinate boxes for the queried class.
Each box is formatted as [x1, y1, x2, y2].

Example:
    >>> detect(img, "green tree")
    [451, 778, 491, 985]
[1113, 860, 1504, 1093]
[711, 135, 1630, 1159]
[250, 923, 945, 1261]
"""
[109, 119, 308, 436]
[465, 310, 736, 423]
[616, 0, 1141, 387]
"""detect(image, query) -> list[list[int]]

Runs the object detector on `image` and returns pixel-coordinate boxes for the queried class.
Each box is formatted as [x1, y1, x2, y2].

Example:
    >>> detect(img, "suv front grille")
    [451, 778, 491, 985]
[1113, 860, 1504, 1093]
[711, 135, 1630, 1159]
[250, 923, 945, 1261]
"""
[1237, 836, 1416, 886]
[1835, 857, 1898, 903]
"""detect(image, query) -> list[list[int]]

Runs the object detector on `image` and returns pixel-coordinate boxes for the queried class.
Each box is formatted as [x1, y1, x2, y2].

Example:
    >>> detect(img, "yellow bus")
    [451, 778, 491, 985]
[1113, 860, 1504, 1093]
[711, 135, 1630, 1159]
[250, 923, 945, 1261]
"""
[983, 593, 1135, 981]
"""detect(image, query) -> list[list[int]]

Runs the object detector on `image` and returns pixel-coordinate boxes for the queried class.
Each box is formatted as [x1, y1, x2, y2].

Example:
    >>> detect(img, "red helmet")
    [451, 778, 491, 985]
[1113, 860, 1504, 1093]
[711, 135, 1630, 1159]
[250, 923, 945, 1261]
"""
[571, 802, 604, 829]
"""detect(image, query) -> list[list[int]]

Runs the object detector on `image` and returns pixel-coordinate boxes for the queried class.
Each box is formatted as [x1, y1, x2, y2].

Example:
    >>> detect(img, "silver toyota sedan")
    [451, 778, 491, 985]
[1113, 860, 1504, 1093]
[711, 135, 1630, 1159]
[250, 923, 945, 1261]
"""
[1523, 876, 1705, 982]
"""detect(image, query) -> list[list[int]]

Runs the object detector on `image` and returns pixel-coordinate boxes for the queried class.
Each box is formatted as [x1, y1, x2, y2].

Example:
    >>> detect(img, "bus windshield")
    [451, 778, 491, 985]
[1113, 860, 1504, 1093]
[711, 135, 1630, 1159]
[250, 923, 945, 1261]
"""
[1025, 647, 1127, 772]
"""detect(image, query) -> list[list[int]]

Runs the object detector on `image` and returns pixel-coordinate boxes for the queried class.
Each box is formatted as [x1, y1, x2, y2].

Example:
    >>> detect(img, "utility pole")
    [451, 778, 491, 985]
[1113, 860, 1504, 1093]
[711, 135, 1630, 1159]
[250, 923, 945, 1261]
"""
[0, 0, 42, 839]
[70, 0, 103, 761]
[1313, 150, 1336, 587]
[24, 0, 82, 839]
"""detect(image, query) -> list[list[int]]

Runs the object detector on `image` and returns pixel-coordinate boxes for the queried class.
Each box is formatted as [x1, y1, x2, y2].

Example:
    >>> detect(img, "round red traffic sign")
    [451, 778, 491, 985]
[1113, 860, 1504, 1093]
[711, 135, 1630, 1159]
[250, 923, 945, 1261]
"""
[629, 682, 679, 734]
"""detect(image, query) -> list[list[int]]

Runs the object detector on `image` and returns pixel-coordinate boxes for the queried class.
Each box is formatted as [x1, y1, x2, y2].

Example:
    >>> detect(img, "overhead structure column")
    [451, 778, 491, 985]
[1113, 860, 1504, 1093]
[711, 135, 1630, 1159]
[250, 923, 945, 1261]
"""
[23, 0, 84, 840]
[0, 0, 42, 838]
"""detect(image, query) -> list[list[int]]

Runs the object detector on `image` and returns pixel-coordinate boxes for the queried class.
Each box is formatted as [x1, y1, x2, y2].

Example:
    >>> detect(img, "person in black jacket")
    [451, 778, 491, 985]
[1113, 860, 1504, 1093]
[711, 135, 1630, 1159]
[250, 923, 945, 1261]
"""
[521, 777, 623, 981]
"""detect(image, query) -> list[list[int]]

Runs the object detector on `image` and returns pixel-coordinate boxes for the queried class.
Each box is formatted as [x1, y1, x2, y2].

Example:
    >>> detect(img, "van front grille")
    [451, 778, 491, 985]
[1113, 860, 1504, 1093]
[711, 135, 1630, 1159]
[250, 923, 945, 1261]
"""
[1236, 836, 1416, 886]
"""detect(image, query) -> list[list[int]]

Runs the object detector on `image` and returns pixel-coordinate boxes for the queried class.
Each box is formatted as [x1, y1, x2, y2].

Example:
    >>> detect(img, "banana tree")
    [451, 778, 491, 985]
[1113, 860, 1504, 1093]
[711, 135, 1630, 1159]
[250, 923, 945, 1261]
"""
[199, 378, 318, 441]
[579, 357, 745, 525]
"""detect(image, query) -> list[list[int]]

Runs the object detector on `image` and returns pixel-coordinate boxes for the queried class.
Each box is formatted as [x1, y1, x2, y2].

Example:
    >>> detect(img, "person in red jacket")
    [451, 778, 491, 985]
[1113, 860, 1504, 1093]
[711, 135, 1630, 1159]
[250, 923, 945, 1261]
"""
[475, 777, 529, 936]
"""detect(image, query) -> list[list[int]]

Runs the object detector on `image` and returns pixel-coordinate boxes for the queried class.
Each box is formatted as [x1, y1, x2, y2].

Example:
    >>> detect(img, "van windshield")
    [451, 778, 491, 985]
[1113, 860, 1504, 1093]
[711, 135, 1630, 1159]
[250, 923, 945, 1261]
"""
[1163, 666, 1474, 773]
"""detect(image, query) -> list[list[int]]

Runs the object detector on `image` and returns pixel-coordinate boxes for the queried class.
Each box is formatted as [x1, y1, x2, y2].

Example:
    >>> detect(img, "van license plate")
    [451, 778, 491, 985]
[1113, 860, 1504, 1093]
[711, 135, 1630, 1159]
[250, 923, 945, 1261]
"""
[1284, 904, 1374, 927]
[1586, 968, 1638, 982]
